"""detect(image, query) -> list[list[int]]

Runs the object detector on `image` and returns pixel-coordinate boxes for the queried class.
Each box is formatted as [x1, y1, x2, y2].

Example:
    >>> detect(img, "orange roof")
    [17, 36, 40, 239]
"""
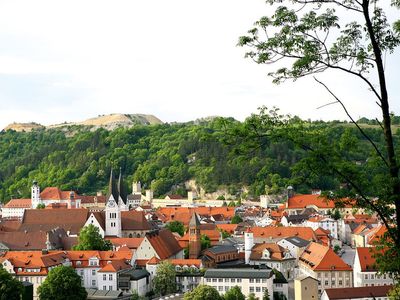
[98, 260, 131, 273]
[40, 187, 77, 200]
[368, 225, 388, 245]
[356, 247, 381, 272]
[135, 259, 149, 267]
[353, 224, 368, 235]
[146, 229, 182, 259]
[216, 224, 237, 234]
[108, 238, 143, 249]
[156, 207, 235, 225]
[147, 256, 161, 265]
[287, 195, 335, 209]
[315, 227, 330, 235]
[250, 243, 290, 261]
[4, 199, 31, 208]
[250, 226, 317, 241]
[299, 242, 352, 271]
[168, 259, 202, 268]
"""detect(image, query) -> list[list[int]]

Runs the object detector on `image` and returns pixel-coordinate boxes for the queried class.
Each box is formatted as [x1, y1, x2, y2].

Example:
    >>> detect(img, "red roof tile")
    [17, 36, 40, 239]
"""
[287, 194, 335, 209]
[4, 199, 31, 208]
[324, 285, 392, 299]
[147, 229, 182, 259]
[250, 226, 318, 241]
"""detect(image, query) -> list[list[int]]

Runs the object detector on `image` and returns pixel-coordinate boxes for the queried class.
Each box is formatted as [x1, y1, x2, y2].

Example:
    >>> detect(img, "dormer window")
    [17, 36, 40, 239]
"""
[76, 261, 82, 266]
[262, 249, 270, 259]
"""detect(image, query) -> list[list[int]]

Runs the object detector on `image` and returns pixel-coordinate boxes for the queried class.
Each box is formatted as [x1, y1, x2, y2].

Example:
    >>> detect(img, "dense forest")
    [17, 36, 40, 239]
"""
[0, 115, 398, 203]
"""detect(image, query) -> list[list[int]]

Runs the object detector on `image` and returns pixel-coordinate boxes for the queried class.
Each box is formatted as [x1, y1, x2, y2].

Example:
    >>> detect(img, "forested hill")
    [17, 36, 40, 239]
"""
[0, 116, 397, 203]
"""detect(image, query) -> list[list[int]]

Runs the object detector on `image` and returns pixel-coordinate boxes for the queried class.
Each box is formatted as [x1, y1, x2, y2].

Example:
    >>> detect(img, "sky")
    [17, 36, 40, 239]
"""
[0, 0, 398, 128]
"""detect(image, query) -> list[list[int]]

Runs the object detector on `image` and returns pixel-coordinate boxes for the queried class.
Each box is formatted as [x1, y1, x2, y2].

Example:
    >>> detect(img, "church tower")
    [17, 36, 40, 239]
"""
[244, 227, 254, 264]
[31, 180, 42, 209]
[188, 212, 201, 259]
[117, 169, 128, 211]
[105, 170, 122, 237]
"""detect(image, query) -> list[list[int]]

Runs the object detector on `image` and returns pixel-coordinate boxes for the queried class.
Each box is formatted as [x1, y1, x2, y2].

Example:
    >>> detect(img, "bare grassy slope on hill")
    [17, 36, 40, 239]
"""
[3, 122, 44, 132]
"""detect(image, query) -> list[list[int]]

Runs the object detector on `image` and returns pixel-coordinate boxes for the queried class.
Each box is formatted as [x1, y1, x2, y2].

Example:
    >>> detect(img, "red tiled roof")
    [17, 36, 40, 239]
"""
[250, 243, 290, 261]
[4, 199, 31, 208]
[324, 285, 392, 299]
[156, 207, 235, 225]
[287, 195, 335, 209]
[168, 259, 202, 268]
[108, 238, 143, 249]
[40, 187, 77, 200]
[250, 226, 318, 241]
[121, 211, 151, 230]
[356, 247, 381, 272]
[216, 224, 237, 234]
[147, 229, 182, 259]
[147, 256, 161, 265]
[368, 225, 388, 245]
[98, 260, 131, 273]
[300, 242, 352, 271]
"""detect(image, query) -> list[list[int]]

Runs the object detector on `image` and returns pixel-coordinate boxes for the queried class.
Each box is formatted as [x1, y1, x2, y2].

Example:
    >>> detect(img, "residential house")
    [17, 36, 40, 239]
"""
[277, 236, 311, 261]
[353, 247, 393, 287]
[298, 242, 353, 295]
[305, 216, 339, 240]
[202, 245, 240, 268]
[321, 285, 392, 300]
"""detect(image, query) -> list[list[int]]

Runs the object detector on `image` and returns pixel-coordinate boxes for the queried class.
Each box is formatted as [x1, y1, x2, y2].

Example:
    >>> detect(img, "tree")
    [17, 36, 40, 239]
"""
[333, 245, 341, 254]
[247, 293, 258, 300]
[184, 285, 221, 300]
[263, 289, 270, 300]
[238, 0, 400, 278]
[38, 265, 87, 300]
[332, 209, 341, 220]
[165, 220, 185, 236]
[0, 266, 23, 300]
[389, 284, 400, 300]
[153, 261, 177, 296]
[36, 203, 45, 209]
[73, 224, 112, 251]
[200, 234, 211, 250]
[224, 286, 245, 300]
[231, 215, 243, 224]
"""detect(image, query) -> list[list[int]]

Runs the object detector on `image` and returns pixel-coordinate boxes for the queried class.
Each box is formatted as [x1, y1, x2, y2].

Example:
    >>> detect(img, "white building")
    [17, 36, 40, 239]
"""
[277, 236, 311, 260]
[353, 247, 394, 287]
[305, 216, 339, 239]
[202, 268, 274, 299]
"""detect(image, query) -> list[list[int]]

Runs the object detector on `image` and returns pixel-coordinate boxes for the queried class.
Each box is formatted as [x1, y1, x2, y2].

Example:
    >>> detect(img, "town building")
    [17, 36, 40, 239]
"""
[294, 275, 319, 300]
[202, 268, 274, 299]
[298, 242, 353, 295]
[353, 247, 394, 287]
[277, 236, 311, 261]
[321, 285, 392, 300]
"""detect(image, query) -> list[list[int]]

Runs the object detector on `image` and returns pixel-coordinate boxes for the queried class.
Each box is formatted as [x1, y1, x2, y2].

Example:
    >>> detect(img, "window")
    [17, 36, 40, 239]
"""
[325, 280, 328, 286]
[256, 287, 261, 292]
[231, 278, 235, 283]
[218, 286, 223, 291]
[109, 286, 113, 291]
[237, 278, 242, 283]
[339, 280, 343, 285]
[109, 274, 113, 281]
[218, 278, 223, 282]
[249, 287, 254, 293]
[92, 280, 96, 286]
[371, 274, 375, 280]
[92, 270, 96, 276]
[256, 279, 260, 283]
[250, 278, 255, 283]
[80, 270, 84, 276]
[262, 278, 266, 283]
[262, 287, 266, 292]
[225, 286, 229, 291]
[103, 274, 107, 281]
[206, 278, 211, 283]
[212, 278, 217, 283]
[365, 274, 368, 280]
[103, 286, 106, 290]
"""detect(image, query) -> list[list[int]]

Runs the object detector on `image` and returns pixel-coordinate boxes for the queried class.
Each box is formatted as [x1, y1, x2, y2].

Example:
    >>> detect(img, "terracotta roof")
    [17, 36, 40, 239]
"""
[250, 243, 290, 261]
[216, 224, 237, 234]
[4, 199, 32, 208]
[108, 238, 143, 249]
[40, 187, 77, 200]
[352, 224, 368, 235]
[299, 242, 352, 271]
[324, 285, 392, 299]
[0, 220, 21, 232]
[121, 211, 151, 230]
[0, 228, 67, 250]
[156, 207, 235, 225]
[368, 225, 388, 245]
[315, 227, 331, 235]
[80, 195, 106, 204]
[135, 259, 149, 267]
[166, 194, 184, 200]
[98, 260, 131, 273]
[45, 203, 68, 209]
[147, 256, 161, 265]
[250, 226, 318, 242]
[19, 209, 89, 235]
[356, 247, 381, 272]
[168, 259, 202, 268]
[287, 194, 335, 209]
[146, 229, 182, 259]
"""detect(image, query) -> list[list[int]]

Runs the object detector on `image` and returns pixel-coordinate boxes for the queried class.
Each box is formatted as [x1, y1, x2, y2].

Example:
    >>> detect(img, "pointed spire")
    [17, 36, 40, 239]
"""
[106, 169, 119, 201]
[189, 212, 201, 227]
[117, 167, 127, 205]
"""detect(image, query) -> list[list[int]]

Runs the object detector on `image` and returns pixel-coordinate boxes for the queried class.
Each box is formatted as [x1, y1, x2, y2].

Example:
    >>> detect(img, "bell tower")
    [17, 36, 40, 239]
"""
[188, 212, 201, 259]
[31, 180, 42, 208]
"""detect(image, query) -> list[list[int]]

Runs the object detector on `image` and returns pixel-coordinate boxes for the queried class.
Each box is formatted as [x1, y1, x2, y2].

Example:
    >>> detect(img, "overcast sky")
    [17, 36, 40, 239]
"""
[0, 0, 398, 128]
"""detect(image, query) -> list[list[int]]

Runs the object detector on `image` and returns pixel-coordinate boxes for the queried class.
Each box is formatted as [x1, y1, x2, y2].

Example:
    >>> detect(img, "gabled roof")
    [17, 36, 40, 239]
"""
[146, 229, 182, 259]
[356, 247, 380, 272]
[205, 245, 237, 255]
[98, 260, 131, 273]
[287, 194, 335, 209]
[121, 211, 151, 230]
[368, 225, 387, 245]
[108, 237, 143, 249]
[19, 209, 89, 235]
[168, 259, 202, 268]
[250, 243, 290, 261]
[4, 199, 31, 208]
[40, 187, 77, 201]
[250, 226, 318, 242]
[299, 242, 352, 271]
[323, 285, 392, 299]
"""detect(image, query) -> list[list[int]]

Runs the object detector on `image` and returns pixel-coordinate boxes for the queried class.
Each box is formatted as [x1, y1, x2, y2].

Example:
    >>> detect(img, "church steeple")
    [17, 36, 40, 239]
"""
[106, 169, 119, 202]
[189, 212, 201, 259]
[117, 168, 127, 205]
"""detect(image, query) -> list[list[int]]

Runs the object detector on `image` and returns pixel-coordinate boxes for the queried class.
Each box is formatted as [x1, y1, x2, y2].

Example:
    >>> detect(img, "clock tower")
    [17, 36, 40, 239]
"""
[105, 169, 122, 237]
